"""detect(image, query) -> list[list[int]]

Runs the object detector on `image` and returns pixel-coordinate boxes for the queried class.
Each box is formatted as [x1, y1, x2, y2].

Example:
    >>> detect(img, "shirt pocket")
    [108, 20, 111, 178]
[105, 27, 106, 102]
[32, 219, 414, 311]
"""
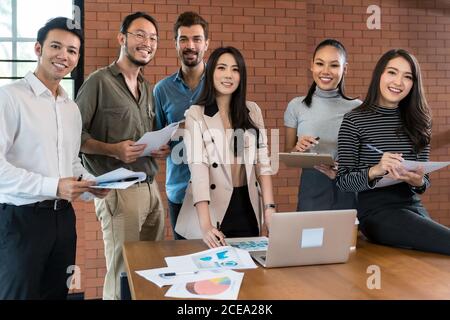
[103, 106, 133, 142]
[145, 108, 155, 131]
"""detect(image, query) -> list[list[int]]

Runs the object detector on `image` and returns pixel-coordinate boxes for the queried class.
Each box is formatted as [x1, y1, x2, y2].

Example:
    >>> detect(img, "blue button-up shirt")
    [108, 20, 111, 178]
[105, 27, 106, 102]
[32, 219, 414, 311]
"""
[153, 68, 205, 204]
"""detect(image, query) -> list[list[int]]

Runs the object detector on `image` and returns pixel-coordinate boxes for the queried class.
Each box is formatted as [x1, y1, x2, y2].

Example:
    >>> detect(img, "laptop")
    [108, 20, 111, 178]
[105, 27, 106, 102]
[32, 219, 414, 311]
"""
[250, 209, 357, 268]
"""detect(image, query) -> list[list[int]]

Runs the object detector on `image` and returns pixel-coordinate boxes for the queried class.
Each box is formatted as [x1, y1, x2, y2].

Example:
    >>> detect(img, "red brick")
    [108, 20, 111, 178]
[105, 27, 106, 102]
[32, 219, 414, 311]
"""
[244, 8, 265, 16]
[97, 12, 121, 21]
[265, 25, 286, 33]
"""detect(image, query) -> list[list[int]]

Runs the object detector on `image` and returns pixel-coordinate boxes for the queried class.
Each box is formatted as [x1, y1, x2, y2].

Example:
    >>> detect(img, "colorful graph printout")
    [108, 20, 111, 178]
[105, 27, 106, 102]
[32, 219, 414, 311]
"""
[185, 277, 231, 295]
[165, 270, 244, 300]
[165, 246, 257, 270]
[225, 237, 269, 252]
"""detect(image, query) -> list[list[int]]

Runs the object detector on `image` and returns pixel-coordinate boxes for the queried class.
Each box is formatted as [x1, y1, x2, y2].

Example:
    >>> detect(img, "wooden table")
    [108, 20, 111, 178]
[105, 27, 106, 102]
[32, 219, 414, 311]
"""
[123, 239, 450, 300]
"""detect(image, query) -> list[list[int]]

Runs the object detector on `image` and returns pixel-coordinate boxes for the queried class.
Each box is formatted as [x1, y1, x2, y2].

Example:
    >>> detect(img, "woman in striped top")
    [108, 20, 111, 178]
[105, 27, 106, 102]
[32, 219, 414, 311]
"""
[336, 49, 450, 255]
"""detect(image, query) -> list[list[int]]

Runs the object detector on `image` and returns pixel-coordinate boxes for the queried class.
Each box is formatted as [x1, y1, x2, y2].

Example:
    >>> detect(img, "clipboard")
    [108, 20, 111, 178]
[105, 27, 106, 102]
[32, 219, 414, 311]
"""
[279, 152, 334, 168]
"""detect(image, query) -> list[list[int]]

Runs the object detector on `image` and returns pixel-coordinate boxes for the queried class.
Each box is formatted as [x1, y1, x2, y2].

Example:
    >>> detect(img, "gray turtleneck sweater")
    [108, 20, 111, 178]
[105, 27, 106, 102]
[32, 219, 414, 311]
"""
[284, 87, 361, 159]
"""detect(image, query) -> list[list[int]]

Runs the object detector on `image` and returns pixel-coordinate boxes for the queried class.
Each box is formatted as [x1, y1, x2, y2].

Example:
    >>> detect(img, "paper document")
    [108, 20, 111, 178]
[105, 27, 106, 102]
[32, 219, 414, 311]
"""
[225, 237, 269, 252]
[376, 160, 450, 188]
[164, 270, 244, 300]
[165, 246, 257, 271]
[136, 267, 215, 288]
[91, 167, 146, 189]
[136, 121, 182, 157]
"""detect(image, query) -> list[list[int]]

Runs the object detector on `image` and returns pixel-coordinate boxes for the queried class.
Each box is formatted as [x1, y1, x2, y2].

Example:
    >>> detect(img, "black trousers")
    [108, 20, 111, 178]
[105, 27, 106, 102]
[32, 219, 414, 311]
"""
[220, 185, 259, 238]
[167, 200, 185, 240]
[357, 183, 450, 256]
[0, 203, 77, 299]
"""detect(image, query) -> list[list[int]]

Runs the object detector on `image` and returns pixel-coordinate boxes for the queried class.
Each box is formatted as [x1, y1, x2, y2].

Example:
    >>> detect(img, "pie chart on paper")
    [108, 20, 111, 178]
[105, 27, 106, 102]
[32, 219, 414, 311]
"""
[185, 277, 231, 295]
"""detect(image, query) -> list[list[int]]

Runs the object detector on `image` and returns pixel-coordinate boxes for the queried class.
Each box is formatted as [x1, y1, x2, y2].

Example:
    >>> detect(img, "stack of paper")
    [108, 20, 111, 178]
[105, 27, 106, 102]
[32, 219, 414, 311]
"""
[136, 246, 257, 300]
[91, 168, 146, 189]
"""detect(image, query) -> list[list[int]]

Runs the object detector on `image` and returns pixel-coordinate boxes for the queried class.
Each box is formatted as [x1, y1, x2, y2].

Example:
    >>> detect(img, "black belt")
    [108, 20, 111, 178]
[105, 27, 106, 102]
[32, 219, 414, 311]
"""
[139, 176, 154, 184]
[23, 199, 71, 211]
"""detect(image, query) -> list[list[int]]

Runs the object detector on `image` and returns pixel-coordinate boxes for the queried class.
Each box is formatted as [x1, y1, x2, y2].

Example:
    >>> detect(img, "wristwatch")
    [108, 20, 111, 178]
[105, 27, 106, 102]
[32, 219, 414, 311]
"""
[263, 203, 276, 210]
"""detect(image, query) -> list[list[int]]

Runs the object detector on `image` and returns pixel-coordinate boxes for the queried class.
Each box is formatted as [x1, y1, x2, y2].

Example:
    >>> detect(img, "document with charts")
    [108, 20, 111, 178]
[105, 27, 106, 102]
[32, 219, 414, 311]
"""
[165, 246, 257, 271]
[225, 236, 269, 252]
[164, 270, 244, 300]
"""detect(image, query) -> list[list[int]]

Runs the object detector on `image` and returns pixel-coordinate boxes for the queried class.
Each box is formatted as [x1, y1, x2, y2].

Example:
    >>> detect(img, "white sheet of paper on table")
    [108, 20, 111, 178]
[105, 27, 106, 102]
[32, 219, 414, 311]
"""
[376, 160, 450, 188]
[165, 246, 257, 271]
[135, 267, 217, 288]
[164, 270, 244, 300]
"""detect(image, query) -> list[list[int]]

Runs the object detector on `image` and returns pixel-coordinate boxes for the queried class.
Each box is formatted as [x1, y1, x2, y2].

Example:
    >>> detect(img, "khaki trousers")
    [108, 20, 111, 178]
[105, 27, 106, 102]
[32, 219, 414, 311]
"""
[94, 181, 165, 300]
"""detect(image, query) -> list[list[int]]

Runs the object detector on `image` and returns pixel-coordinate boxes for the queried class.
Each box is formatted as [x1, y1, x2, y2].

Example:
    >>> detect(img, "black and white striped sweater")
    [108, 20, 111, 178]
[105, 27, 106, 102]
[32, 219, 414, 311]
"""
[336, 104, 430, 193]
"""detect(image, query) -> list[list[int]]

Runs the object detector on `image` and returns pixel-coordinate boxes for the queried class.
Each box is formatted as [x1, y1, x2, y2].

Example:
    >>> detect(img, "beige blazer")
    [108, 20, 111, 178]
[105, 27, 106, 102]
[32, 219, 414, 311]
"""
[175, 101, 273, 239]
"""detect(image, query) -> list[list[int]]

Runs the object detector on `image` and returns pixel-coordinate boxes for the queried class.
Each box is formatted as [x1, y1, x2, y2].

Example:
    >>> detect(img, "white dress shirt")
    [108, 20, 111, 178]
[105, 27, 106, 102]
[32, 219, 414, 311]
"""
[0, 72, 94, 205]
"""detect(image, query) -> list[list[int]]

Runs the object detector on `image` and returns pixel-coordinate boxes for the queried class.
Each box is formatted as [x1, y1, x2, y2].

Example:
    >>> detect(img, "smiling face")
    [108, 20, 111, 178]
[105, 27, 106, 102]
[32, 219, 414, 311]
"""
[378, 56, 414, 108]
[34, 29, 80, 83]
[213, 53, 240, 97]
[119, 17, 157, 67]
[176, 24, 209, 68]
[310, 45, 347, 91]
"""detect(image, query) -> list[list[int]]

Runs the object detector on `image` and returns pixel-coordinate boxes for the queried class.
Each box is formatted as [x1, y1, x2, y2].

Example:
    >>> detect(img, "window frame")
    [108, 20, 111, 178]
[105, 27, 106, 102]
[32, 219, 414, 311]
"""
[0, 0, 84, 97]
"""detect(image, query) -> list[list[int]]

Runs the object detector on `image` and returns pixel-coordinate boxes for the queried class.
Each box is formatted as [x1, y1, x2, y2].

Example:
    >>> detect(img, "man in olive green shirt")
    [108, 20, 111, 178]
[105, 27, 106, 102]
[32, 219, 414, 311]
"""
[75, 12, 169, 300]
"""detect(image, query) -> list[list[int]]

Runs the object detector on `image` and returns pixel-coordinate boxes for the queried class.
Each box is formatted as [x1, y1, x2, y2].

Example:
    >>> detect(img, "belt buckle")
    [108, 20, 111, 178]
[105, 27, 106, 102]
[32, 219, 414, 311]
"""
[53, 200, 59, 210]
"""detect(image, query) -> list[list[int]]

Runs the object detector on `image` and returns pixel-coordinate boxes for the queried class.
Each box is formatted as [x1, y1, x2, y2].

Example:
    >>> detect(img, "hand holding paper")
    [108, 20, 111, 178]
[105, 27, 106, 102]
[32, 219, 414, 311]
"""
[376, 160, 450, 188]
[135, 121, 183, 157]
[90, 167, 147, 189]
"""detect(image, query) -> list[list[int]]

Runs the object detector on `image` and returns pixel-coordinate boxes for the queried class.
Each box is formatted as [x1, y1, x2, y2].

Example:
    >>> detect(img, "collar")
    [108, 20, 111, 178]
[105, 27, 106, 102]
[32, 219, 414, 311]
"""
[174, 62, 206, 84]
[109, 62, 144, 82]
[204, 101, 219, 117]
[314, 87, 340, 99]
[25, 71, 68, 100]
[372, 103, 400, 115]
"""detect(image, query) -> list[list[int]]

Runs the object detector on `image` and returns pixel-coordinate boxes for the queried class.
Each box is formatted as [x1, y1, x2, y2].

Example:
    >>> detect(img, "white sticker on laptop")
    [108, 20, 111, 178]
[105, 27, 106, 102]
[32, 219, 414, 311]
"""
[300, 228, 324, 248]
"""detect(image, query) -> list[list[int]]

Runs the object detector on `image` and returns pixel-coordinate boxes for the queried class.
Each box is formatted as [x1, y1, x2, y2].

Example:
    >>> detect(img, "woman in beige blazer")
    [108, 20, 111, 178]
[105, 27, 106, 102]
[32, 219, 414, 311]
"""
[175, 46, 276, 248]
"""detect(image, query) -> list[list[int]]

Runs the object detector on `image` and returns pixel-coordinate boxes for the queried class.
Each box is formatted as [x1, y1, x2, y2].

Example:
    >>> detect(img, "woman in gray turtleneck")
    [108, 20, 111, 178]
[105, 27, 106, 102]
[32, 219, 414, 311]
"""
[284, 39, 361, 211]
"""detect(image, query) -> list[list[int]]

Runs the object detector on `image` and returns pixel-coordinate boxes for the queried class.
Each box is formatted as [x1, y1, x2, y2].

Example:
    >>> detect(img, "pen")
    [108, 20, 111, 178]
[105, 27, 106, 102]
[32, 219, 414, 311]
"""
[77, 174, 83, 181]
[313, 136, 320, 145]
[159, 271, 198, 277]
[366, 144, 384, 154]
[216, 221, 226, 245]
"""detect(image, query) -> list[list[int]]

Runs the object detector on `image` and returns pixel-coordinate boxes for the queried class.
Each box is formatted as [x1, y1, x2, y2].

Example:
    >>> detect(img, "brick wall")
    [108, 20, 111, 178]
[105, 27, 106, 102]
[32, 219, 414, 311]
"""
[73, 0, 450, 299]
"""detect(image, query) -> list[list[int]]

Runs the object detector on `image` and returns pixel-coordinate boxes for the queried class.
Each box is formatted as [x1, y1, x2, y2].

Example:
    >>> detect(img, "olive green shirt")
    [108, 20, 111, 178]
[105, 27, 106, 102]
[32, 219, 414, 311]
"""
[75, 62, 158, 177]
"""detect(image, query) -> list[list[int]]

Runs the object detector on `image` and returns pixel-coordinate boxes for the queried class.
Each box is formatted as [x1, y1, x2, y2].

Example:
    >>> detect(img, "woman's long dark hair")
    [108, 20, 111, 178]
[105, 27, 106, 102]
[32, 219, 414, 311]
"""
[303, 38, 355, 107]
[356, 49, 431, 152]
[195, 46, 258, 132]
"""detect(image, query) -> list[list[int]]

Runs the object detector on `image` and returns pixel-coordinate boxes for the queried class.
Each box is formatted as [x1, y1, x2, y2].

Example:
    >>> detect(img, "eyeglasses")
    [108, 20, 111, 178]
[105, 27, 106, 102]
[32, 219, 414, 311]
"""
[126, 31, 158, 43]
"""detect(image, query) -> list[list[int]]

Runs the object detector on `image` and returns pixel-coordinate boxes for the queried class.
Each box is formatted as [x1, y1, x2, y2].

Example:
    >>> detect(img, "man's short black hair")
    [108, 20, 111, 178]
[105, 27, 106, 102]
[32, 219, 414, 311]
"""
[119, 12, 159, 35]
[37, 17, 83, 47]
[173, 11, 208, 40]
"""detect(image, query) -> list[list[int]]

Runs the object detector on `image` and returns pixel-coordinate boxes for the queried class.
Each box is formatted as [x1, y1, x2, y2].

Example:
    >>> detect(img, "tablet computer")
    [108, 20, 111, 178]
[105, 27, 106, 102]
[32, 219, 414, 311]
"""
[279, 152, 335, 168]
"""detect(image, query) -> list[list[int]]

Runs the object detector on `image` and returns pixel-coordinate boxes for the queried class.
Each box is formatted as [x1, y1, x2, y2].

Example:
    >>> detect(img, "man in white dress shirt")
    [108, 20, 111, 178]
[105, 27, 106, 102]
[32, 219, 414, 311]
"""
[0, 17, 108, 299]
